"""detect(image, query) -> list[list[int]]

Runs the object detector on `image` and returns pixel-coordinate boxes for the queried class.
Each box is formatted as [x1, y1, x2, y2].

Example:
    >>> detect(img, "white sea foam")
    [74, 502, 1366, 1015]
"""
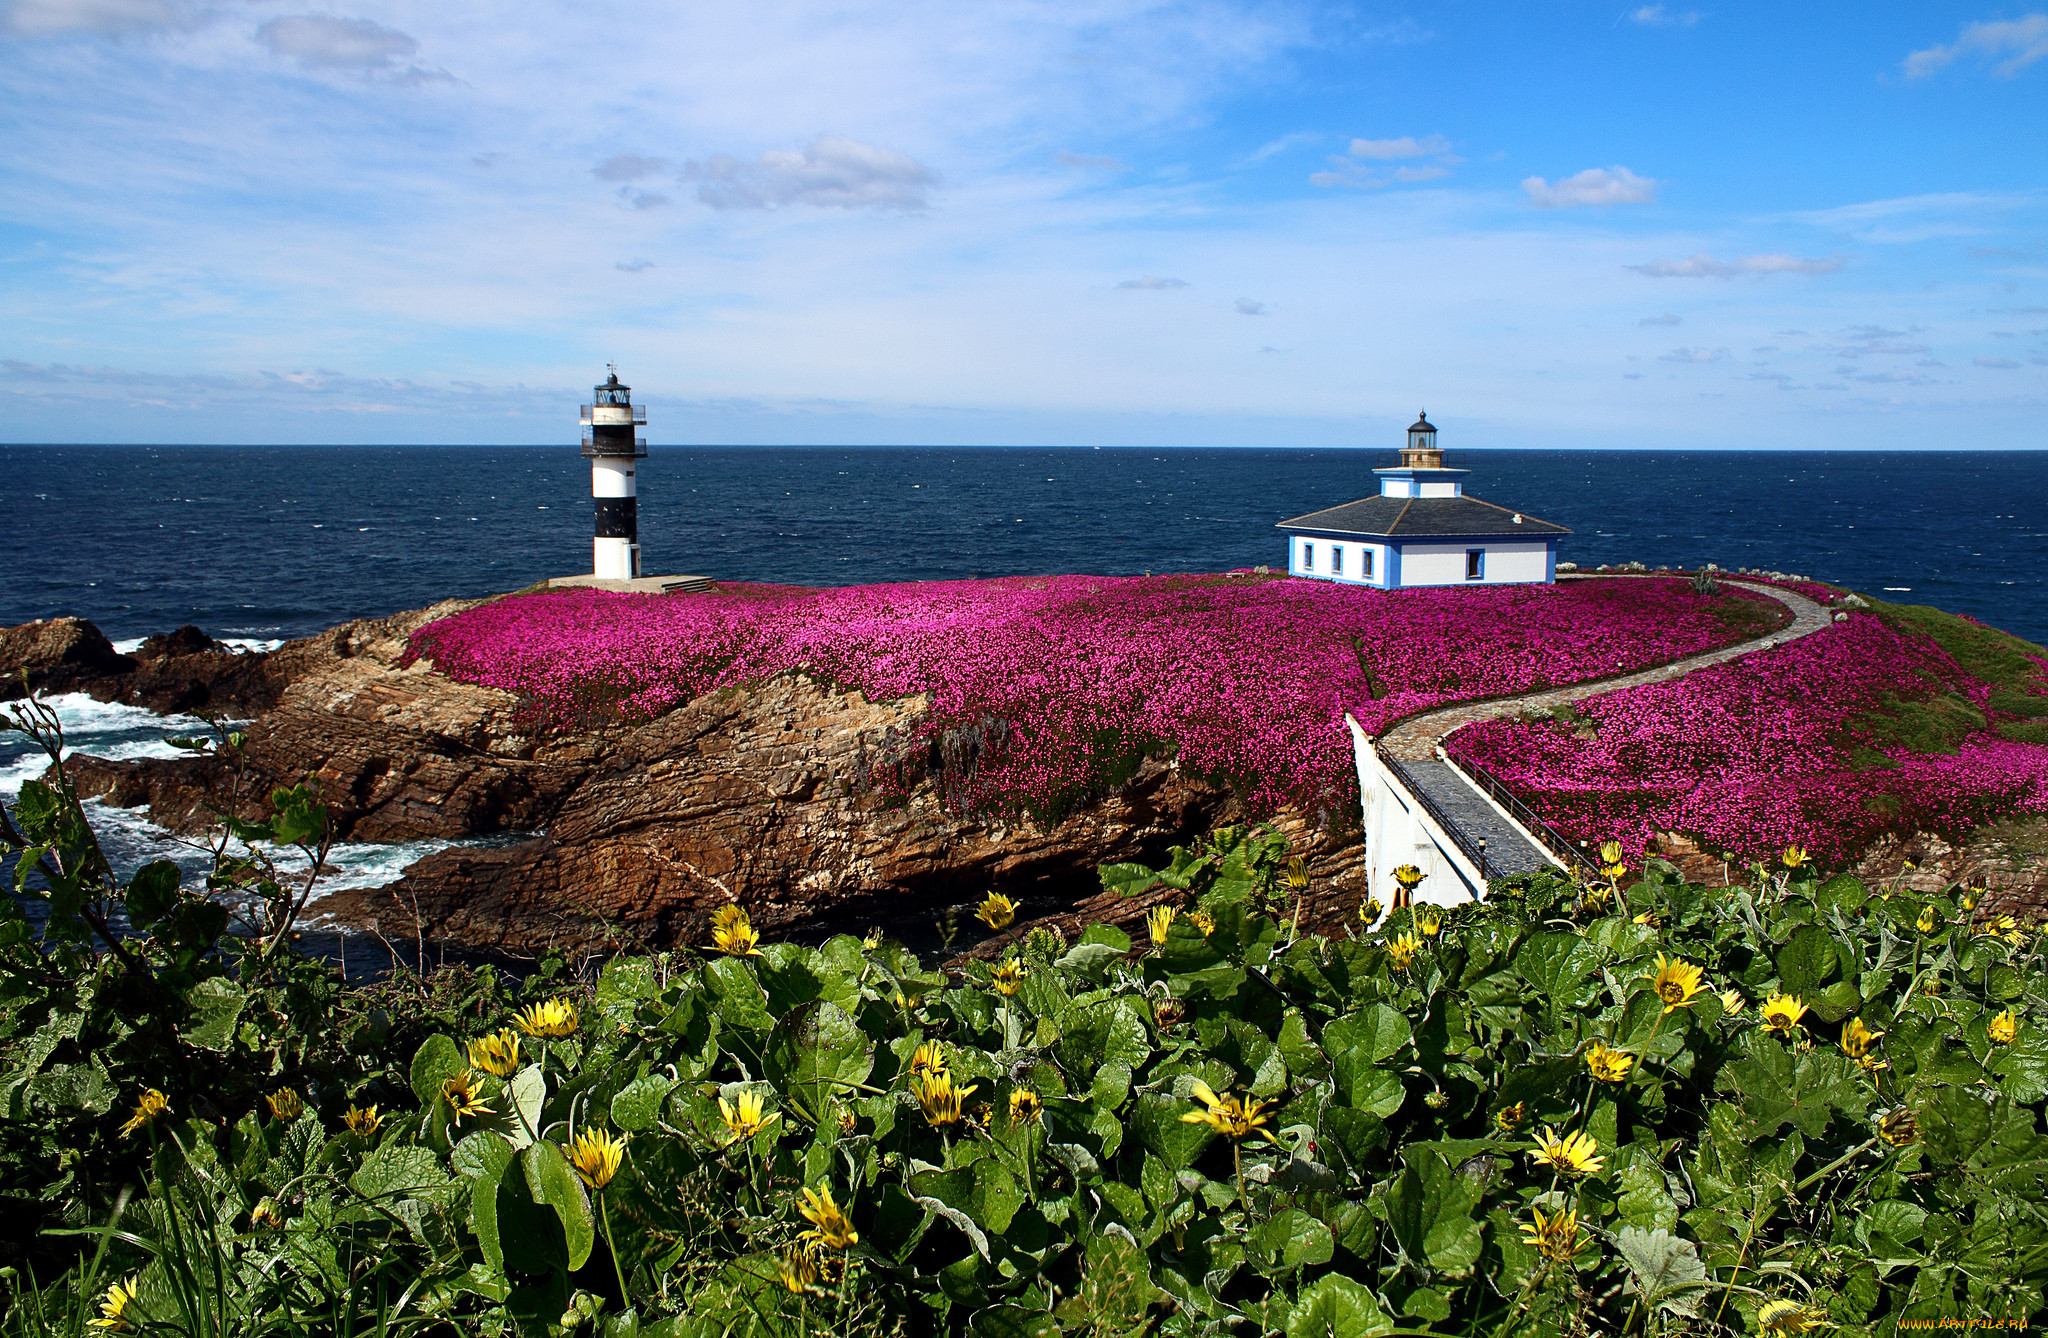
[108, 636, 283, 654]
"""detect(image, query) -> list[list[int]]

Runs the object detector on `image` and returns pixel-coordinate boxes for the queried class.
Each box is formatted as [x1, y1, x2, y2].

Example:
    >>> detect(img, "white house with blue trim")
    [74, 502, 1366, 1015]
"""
[1278, 413, 1568, 590]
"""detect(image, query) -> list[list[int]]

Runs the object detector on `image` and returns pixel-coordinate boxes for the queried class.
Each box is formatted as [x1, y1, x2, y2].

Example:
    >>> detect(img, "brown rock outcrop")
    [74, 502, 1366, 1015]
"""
[1, 617, 288, 717]
[0, 618, 132, 697]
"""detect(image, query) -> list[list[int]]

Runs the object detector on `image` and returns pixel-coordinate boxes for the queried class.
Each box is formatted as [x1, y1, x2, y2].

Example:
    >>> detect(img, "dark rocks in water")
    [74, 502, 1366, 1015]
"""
[0, 616, 282, 716]
[0, 618, 133, 697]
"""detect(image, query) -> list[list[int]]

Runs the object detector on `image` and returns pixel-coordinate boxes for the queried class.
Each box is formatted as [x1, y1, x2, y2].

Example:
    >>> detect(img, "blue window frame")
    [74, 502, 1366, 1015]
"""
[1331, 546, 1343, 575]
[1362, 548, 1374, 578]
[1301, 541, 1314, 571]
[1465, 549, 1485, 580]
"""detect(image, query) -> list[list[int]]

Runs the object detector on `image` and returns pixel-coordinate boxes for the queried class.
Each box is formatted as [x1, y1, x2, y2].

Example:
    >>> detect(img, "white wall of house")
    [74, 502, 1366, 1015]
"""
[1378, 478, 1464, 499]
[1393, 540, 1552, 588]
[1288, 536, 1389, 585]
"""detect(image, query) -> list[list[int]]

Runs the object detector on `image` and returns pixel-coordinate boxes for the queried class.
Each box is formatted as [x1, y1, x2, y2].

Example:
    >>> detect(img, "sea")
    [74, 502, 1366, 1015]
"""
[4, 444, 2046, 965]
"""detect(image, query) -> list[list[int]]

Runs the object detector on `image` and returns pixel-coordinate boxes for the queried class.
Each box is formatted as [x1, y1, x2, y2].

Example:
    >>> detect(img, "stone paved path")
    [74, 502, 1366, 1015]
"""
[1377, 577, 1837, 874]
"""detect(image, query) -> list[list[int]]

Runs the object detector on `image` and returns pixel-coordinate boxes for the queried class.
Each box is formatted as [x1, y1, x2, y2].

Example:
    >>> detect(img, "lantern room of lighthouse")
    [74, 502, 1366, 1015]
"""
[580, 366, 647, 580]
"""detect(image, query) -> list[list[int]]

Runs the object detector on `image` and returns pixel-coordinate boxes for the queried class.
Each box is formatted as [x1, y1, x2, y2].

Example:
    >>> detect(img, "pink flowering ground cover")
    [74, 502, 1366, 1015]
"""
[406, 574, 1773, 821]
[1445, 609, 2048, 862]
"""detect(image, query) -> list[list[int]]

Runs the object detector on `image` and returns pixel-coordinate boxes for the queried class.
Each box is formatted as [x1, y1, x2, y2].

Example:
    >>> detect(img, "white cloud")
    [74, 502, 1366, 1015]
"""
[593, 154, 670, 182]
[1057, 152, 1130, 172]
[1630, 252, 1845, 277]
[1, 0, 194, 36]
[615, 260, 655, 273]
[1240, 131, 1320, 164]
[1234, 297, 1266, 315]
[1903, 14, 2048, 79]
[1658, 347, 1725, 363]
[1628, 5, 1701, 25]
[1522, 166, 1657, 208]
[254, 15, 446, 82]
[1309, 134, 1457, 188]
[1975, 355, 2024, 368]
[1639, 312, 1682, 325]
[1345, 134, 1452, 160]
[1117, 275, 1190, 290]
[684, 135, 935, 211]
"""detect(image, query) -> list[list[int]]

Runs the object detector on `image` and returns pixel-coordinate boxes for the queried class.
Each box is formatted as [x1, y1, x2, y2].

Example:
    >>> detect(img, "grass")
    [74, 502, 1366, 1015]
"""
[1853, 595, 2048, 755]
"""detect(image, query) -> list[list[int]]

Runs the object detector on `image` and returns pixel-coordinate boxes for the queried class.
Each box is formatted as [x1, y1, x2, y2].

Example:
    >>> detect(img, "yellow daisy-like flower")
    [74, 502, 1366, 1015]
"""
[1583, 1041, 1636, 1084]
[990, 958, 1026, 997]
[342, 1104, 380, 1137]
[710, 903, 763, 956]
[1916, 906, 1939, 935]
[1960, 887, 1981, 911]
[1414, 904, 1444, 939]
[1179, 1080, 1275, 1142]
[510, 997, 579, 1038]
[567, 1127, 627, 1190]
[1519, 1205, 1586, 1264]
[441, 1070, 491, 1125]
[265, 1089, 304, 1122]
[719, 1089, 778, 1142]
[1147, 905, 1177, 947]
[249, 1198, 287, 1229]
[909, 1040, 948, 1079]
[1756, 1298, 1827, 1336]
[1358, 895, 1382, 925]
[1760, 993, 1809, 1037]
[1988, 1010, 2020, 1045]
[89, 1278, 138, 1332]
[798, 1184, 859, 1250]
[976, 892, 1017, 931]
[777, 1241, 819, 1294]
[1780, 844, 1811, 871]
[1531, 1126, 1604, 1177]
[1598, 839, 1624, 868]
[1838, 1017, 1883, 1062]
[1391, 864, 1424, 891]
[1384, 930, 1421, 972]
[1644, 952, 1707, 1014]
[1283, 855, 1311, 890]
[861, 927, 883, 950]
[1494, 1101, 1528, 1133]
[119, 1089, 170, 1139]
[912, 1070, 978, 1128]
[1719, 988, 1746, 1017]
[1009, 1088, 1043, 1125]
[1877, 1106, 1919, 1147]
[838, 1107, 858, 1134]
[467, 1028, 522, 1079]
[1190, 910, 1216, 936]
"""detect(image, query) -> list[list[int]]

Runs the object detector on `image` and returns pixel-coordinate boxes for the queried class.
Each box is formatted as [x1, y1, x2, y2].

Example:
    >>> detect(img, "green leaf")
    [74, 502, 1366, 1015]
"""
[1326, 1004, 1411, 1107]
[1098, 862, 1160, 899]
[1129, 1091, 1213, 1170]
[179, 977, 247, 1052]
[1078, 924, 1132, 953]
[1776, 924, 1838, 995]
[1989, 1031, 2048, 1103]
[1055, 997, 1153, 1075]
[1385, 1145, 1485, 1279]
[763, 1000, 874, 1125]
[349, 1144, 453, 1203]
[1616, 1226, 1708, 1316]
[913, 1160, 1025, 1235]
[521, 1141, 595, 1272]
[124, 860, 181, 928]
[410, 1034, 466, 1104]
[1284, 1272, 1394, 1338]
[609, 1074, 677, 1132]
[1251, 1208, 1334, 1273]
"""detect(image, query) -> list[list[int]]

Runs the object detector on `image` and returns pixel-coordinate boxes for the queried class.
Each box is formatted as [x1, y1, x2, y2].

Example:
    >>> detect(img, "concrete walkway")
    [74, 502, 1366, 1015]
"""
[1376, 577, 1838, 873]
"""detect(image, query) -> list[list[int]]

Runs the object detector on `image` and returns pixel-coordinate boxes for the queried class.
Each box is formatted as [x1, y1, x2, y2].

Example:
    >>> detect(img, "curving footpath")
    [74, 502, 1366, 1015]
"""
[1375, 578, 1838, 879]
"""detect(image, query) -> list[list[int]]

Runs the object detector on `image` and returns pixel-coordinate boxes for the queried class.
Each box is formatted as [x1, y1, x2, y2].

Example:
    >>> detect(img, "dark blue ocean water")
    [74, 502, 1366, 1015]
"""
[3, 445, 2045, 645]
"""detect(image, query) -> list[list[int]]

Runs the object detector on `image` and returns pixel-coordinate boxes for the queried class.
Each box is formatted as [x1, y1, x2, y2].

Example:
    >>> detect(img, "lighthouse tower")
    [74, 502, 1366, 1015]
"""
[580, 366, 646, 579]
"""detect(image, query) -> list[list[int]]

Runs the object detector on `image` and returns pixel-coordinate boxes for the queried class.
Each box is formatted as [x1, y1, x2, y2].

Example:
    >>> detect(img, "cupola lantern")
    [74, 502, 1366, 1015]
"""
[579, 364, 647, 580]
[1402, 411, 1442, 469]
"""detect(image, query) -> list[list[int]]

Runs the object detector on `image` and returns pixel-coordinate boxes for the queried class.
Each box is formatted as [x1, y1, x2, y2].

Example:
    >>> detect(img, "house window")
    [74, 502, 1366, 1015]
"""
[1466, 549, 1485, 581]
[1331, 545, 1343, 575]
[1301, 542, 1314, 571]
[1362, 548, 1375, 578]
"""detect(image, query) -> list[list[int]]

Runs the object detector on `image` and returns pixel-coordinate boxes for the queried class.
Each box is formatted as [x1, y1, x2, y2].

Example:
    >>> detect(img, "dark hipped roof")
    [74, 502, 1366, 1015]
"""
[1277, 494, 1570, 539]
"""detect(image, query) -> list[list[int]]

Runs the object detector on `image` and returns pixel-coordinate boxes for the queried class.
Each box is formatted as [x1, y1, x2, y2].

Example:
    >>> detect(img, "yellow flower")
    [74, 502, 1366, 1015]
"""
[342, 1104, 381, 1137]
[1190, 910, 1216, 936]
[1147, 905, 1177, 947]
[1178, 1080, 1275, 1142]
[249, 1198, 287, 1229]
[1494, 1101, 1527, 1133]
[1632, 909, 1660, 926]
[1960, 887, 1981, 911]
[1756, 1298, 1827, 1336]
[798, 1184, 860, 1250]
[719, 1089, 778, 1142]
[910, 1040, 948, 1079]
[1519, 1205, 1586, 1264]
[1358, 895, 1382, 925]
[1988, 1010, 2020, 1045]
[912, 1070, 978, 1128]
[1284, 855, 1311, 890]
[511, 997, 580, 1038]
[777, 1242, 819, 1294]
[990, 958, 1026, 997]
[1391, 864, 1424, 891]
[119, 1089, 170, 1138]
[1414, 904, 1444, 939]
[467, 1028, 522, 1079]
[1385, 931, 1421, 972]
[568, 1128, 627, 1190]
[1838, 1017, 1883, 1062]
[1645, 953, 1707, 1014]
[1760, 994, 1809, 1037]
[838, 1108, 858, 1134]
[710, 903, 763, 956]
[1583, 1041, 1636, 1084]
[89, 1278, 138, 1332]
[861, 927, 883, 950]
[1009, 1088, 1043, 1126]
[1719, 988, 1746, 1017]
[441, 1070, 491, 1125]
[1531, 1126, 1604, 1177]
[1598, 839, 1624, 868]
[1877, 1106, 1919, 1147]
[1916, 906, 1939, 935]
[976, 892, 1017, 931]
[1780, 844, 1811, 871]
[265, 1089, 304, 1122]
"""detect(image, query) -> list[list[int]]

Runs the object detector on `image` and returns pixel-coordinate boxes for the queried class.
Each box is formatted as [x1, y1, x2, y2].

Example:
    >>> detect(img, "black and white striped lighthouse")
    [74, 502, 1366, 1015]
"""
[580, 366, 647, 579]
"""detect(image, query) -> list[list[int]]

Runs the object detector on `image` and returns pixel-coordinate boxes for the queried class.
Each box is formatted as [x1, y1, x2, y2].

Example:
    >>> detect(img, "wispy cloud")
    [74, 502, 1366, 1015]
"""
[1627, 5, 1702, 26]
[1974, 355, 2024, 368]
[1658, 346, 1725, 363]
[593, 154, 671, 183]
[1343, 134, 1453, 160]
[1057, 151, 1130, 172]
[1309, 134, 1458, 188]
[1118, 275, 1190, 290]
[1903, 14, 2048, 79]
[1239, 131, 1320, 165]
[1630, 252, 1845, 277]
[614, 260, 656, 273]
[684, 135, 936, 211]
[1639, 312, 1682, 325]
[1522, 166, 1657, 207]
[1, 0, 196, 36]
[253, 15, 449, 83]
[1234, 297, 1266, 315]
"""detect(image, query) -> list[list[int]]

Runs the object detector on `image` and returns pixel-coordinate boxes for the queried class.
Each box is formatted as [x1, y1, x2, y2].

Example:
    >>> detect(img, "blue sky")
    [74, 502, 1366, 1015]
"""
[2, 1, 2045, 447]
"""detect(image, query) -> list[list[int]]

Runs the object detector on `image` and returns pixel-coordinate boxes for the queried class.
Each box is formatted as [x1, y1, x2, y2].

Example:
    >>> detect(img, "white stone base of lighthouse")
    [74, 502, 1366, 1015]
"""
[594, 536, 640, 580]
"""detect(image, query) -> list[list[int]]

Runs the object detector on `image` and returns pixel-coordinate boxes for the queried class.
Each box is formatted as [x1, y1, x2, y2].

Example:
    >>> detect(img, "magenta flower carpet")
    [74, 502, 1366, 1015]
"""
[406, 574, 1765, 820]
[1445, 611, 2048, 862]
